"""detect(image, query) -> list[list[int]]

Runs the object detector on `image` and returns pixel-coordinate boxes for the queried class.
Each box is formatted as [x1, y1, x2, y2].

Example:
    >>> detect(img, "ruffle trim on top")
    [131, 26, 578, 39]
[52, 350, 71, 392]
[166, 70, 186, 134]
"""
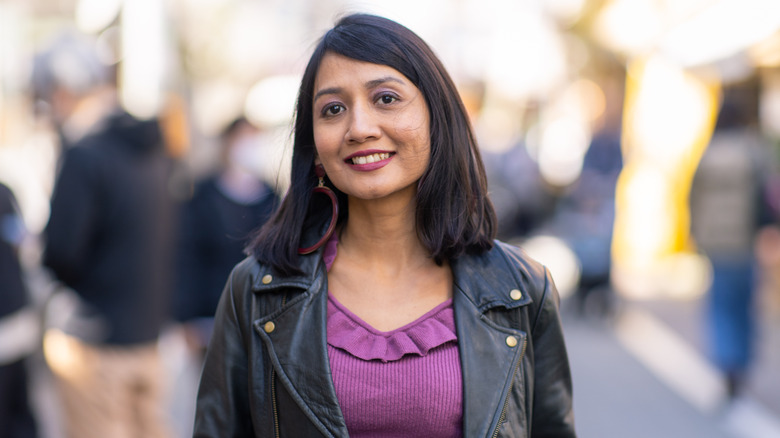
[327, 295, 457, 363]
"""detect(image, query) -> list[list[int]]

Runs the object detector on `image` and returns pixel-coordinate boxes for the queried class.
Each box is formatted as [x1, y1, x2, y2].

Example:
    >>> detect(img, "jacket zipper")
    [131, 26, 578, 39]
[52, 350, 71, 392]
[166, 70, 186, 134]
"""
[271, 292, 288, 438]
[272, 369, 280, 438]
[491, 336, 528, 438]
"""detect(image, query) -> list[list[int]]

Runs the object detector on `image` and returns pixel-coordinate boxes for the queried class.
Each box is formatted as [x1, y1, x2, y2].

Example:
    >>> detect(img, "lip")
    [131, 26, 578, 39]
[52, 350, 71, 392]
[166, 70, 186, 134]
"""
[344, 149, 395, 172]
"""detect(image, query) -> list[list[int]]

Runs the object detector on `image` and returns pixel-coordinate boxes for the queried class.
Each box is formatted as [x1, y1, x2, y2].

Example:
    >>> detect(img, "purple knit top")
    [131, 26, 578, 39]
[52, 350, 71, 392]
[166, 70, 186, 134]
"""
[323, 236, 463, 438]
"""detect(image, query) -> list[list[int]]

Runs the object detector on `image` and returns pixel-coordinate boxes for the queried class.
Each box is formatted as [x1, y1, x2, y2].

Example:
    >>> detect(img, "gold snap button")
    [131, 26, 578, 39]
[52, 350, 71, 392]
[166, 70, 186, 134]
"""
[506, 336, 518, 348]
[264, 321, 275, 333]
[510, 289, 522, 300]
[262, 274, 273, 285]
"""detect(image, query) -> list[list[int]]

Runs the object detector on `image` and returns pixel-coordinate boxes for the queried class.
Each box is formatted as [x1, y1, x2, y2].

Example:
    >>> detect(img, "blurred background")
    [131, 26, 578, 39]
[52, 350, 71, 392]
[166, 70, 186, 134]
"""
[1, 0, 780, 437]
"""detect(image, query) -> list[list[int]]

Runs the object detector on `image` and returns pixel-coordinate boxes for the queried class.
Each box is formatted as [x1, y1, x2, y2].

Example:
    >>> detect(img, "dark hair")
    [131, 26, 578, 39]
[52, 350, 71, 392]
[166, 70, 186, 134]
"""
[248, 13, 496, 275]
[220, 116, 253, 143]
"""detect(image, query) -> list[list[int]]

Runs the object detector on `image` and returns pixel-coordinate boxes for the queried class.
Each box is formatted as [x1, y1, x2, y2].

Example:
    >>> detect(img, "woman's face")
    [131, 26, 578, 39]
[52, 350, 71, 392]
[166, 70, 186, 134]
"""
[312, 52, 430, 203]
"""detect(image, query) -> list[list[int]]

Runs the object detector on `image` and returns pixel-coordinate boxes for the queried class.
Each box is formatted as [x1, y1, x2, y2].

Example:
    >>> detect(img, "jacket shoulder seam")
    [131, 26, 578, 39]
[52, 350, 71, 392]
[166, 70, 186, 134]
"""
[530, 267, 551, 334]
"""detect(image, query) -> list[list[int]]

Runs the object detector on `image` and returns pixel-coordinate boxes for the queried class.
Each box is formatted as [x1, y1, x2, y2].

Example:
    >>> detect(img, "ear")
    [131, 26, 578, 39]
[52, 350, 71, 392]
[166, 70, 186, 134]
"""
[314, 155, 322, 166]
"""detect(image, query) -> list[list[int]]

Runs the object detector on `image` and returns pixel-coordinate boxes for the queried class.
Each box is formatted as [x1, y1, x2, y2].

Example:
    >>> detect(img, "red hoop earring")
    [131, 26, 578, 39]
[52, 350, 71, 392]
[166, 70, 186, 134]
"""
[298, 165, 339, 255]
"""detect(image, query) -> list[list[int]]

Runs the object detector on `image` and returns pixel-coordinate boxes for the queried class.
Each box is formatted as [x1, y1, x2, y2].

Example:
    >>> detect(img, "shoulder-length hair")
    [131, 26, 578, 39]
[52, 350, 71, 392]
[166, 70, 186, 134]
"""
[248, 13, 496, 275]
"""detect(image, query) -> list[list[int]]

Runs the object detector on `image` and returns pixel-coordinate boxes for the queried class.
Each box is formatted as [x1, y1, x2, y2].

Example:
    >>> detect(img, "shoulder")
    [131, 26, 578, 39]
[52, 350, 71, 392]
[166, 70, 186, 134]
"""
[215, 256, 263, 323]
[226, 255, 264, 294]
[483, 241, 565, 336]
[54, 145, 102, 185]
[0, 184, 22, 232]
[225, 254, 315, 297]
[454, 239, 552, 310]
[195, 176, 220, 191]
[220, 254, 319, 326]
[61, 141, 98, 161]
[188, 176, 221, 202]
[491, 240, 549, 294]
[0, 183, 14, 209]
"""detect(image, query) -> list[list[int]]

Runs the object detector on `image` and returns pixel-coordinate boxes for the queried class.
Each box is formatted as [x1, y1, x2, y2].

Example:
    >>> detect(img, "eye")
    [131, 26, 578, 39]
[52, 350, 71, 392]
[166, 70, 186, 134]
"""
[322, 103, 344, 117]
[376, 93, 398, 105]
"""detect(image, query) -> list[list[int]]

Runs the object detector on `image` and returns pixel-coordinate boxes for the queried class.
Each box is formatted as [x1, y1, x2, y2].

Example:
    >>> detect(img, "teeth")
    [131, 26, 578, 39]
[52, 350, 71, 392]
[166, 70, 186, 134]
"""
[351, 153, 390, 165]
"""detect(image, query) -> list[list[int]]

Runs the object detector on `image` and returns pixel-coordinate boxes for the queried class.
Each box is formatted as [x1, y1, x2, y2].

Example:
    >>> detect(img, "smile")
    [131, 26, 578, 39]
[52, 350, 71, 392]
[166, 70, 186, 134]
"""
[348, 152, 391, 165]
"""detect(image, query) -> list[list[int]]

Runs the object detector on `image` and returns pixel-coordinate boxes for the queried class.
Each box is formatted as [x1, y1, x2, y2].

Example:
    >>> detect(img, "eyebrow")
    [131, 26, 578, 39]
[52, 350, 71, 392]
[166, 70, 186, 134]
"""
[313, 76, 406, 103]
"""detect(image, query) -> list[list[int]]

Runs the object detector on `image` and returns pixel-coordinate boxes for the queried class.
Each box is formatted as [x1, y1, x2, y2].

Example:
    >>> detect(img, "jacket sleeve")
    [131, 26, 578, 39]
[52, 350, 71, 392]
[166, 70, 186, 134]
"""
[193, 271, 255, 437]
[531, 268, 576, 437]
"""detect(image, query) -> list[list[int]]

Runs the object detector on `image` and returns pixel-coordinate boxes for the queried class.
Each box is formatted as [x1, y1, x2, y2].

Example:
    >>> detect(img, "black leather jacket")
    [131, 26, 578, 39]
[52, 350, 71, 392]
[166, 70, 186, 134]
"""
[194, 240, 576, 437]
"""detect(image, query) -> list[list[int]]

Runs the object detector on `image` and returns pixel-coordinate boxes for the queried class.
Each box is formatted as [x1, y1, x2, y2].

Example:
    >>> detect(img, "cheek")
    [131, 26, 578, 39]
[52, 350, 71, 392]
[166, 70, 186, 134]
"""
[313, 127, 338, 158]
[402, 118, 431, 162]
[397, 103, 431, 153]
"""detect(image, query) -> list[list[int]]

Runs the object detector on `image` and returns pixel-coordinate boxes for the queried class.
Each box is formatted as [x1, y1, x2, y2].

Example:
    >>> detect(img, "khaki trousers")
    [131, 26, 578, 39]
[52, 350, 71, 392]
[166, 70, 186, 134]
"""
[44, 330, 172, 438]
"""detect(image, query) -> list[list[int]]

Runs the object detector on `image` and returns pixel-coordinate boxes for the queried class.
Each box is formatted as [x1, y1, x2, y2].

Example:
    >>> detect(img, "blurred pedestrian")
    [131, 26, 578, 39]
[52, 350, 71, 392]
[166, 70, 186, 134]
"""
[0, 182, 39, 438]
[33, 31, 176, 437]
[690, 84, 775, 401]
[194, 14, 575, 437]
[174, 116, 279, 352]
[563, 126, 622, 317]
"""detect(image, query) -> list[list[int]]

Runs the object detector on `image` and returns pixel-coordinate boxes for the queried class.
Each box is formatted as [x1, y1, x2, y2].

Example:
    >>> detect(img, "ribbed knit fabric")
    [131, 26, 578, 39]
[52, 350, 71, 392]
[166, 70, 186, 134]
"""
[323, 235, 463, 437]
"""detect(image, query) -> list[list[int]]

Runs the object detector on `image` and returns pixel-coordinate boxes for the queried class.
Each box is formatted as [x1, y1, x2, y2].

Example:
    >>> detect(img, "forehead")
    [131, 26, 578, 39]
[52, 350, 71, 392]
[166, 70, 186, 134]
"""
[313, 52, 409, 91]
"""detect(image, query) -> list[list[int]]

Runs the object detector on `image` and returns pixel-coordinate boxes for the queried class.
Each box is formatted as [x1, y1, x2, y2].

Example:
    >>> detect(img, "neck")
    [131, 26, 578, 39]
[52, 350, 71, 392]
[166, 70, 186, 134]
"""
[339, 189, 429, 269]
[326, 187, 452, 330]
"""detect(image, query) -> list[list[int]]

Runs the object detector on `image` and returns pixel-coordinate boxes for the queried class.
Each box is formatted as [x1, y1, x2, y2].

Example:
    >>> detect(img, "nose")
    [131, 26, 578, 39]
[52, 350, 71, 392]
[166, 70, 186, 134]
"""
[345, 104, 380, 143]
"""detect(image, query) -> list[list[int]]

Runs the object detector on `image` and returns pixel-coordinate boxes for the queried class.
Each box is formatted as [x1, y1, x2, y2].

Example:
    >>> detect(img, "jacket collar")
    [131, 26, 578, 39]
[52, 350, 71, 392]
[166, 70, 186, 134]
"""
[250, 220, 334, 292]
[250, 252, 320, 291]
[450, 242, 533, 310]
[252, 239, 534, 310]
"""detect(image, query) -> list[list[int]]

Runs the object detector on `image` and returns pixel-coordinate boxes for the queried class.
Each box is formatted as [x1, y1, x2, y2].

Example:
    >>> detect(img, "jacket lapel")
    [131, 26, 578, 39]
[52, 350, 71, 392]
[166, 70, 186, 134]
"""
[453, 248, 531, 437]
[253, 259, 349, 437]
[454, 288, 527, 437]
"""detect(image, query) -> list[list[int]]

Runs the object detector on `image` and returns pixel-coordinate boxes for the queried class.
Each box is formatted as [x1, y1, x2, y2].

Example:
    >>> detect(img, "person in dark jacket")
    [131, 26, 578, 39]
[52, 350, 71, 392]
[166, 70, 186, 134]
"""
[194, 14, 576, 437]
[36, 32, 175, 438]
[175, 116, 279, 350]
[0, 182, 39, 438]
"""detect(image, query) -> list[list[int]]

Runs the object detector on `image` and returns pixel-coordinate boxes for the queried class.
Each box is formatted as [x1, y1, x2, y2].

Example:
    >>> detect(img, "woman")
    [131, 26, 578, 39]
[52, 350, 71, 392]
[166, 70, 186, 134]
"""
[175, 116, 279, 351]
[194, 13, 576, 438]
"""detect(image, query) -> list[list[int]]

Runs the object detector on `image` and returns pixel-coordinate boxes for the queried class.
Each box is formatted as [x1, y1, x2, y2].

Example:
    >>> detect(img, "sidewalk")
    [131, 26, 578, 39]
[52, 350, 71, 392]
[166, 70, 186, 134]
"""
[636, 295, 780, 417]
[562, 296, 780, 438]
